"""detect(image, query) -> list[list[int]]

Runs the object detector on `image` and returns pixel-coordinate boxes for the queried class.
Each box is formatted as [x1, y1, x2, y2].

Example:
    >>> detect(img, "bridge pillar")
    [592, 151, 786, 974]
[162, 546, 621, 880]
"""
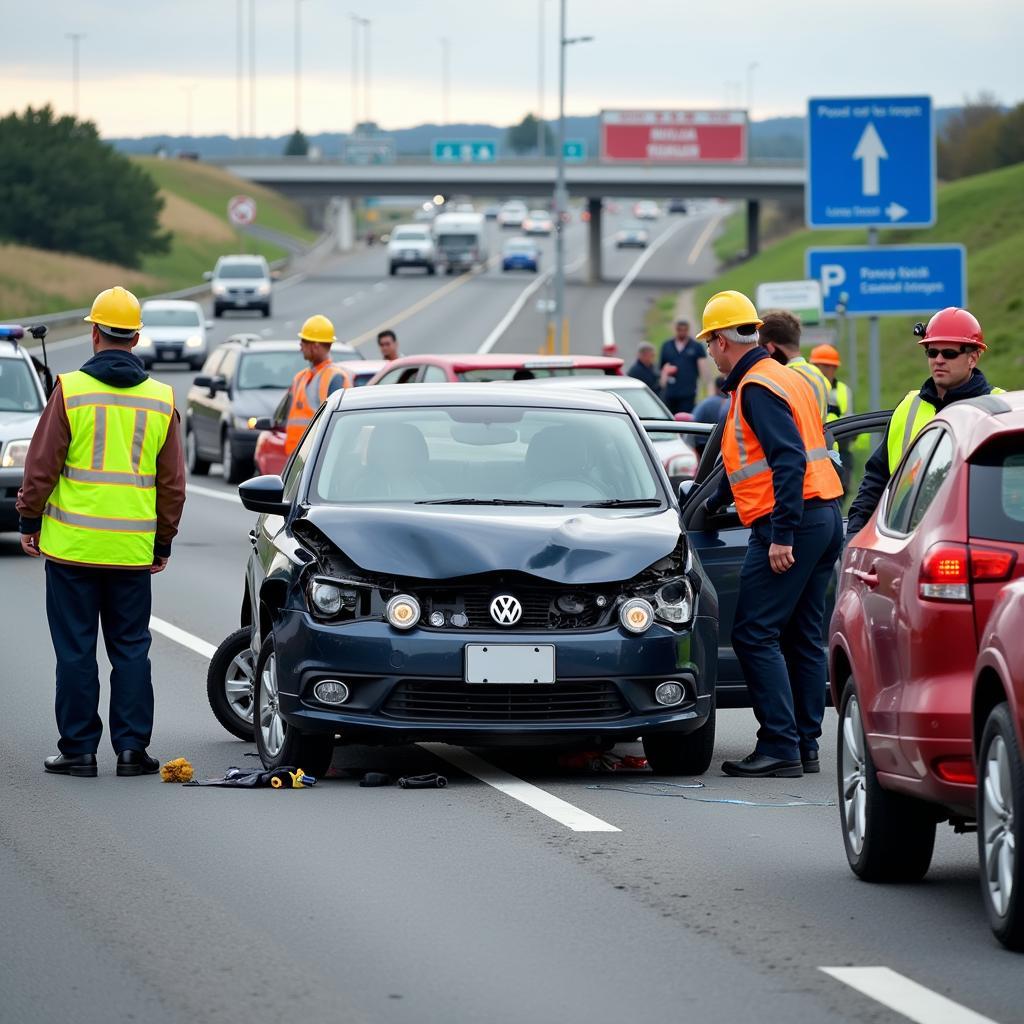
[327, 197, 355, 251]
[587, 197, 603, 284]
[746, 200, 761, 259]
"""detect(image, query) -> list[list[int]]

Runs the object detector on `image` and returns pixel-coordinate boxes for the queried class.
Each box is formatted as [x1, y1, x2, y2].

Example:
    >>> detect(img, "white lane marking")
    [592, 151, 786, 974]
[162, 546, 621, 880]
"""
[420, 743, 621, 833]
[342, 296, 357, 306]
[147, 615, 620, 833]
[600, 217, 697, 353]
[149, 616, 218, 660]
[477, 271, 552, 354]
[821, 968, 1001, 1024]
[372, 281, 387, 291]
[186, 483, 243, 505]
[686, 214, 723, 266]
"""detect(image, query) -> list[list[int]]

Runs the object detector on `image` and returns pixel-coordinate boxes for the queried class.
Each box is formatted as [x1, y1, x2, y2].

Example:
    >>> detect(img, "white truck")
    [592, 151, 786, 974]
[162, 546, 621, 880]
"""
[431, 211, 489, 274]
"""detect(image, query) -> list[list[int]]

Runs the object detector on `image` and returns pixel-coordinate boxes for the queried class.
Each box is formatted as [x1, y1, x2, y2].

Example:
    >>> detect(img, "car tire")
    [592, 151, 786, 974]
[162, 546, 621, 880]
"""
[221, 432, 247, 484]
[426, 264, 436, 276]
[190, 359, 205, 371]
[207, 627, 256, 741]
[213, 304, 223, 318]
[253, 636, 335, 778]
[262, 305, 271, 318]
[186, 424, 210, 476]
[643, 713, 715, 775]
[389, 264, 397, 276]
[838, 678, 937, 882]
[977, 702, 1024, 950]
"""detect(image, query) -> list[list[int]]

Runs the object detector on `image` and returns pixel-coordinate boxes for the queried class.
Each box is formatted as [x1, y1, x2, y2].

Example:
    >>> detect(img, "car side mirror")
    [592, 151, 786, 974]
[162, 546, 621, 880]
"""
[202, 271, 214, 281]
[251, 417, 273, 431]
[678, 480, 695, 504]
[239, 475, 290, 515]
[193, 374, 212, 388]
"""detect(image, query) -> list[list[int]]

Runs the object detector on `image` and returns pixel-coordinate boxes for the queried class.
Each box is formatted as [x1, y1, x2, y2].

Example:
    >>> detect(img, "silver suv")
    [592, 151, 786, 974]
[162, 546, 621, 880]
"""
[206, 254, 273, 318]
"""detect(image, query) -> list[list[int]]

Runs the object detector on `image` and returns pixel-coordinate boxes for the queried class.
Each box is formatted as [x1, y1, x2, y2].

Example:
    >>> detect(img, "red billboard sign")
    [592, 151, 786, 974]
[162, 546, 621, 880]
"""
[600, 110, 748, 164]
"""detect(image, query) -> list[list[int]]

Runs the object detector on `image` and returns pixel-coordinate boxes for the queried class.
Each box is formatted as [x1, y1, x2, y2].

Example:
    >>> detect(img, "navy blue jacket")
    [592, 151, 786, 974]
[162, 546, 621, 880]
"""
[659, 337, 705, 400]
[627, 360, 661, 395]
[708, 348, 812, 547]
[846, 369, 995, 538]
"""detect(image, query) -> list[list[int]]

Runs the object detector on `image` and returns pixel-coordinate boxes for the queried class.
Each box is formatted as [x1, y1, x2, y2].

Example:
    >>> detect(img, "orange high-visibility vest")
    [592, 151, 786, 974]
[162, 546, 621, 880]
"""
[284, 361, 350, 454]
[721, 356, 842, 526]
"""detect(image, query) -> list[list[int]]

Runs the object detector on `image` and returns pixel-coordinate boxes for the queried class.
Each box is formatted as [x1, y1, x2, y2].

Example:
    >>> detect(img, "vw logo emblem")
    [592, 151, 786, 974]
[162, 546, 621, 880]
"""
[490, 594, 522, 626]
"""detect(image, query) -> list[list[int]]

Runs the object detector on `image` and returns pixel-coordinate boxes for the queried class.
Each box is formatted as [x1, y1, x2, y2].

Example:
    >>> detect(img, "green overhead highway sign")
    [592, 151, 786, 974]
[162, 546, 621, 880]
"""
[432, 139, 498, 163]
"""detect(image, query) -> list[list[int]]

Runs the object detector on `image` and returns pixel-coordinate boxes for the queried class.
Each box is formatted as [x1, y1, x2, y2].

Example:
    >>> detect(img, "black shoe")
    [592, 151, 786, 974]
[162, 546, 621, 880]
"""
[722, 751, 803, 778]
[802, 750, 820, 774]
[44, 753, 98, 778]
[117, 749, 159, 777]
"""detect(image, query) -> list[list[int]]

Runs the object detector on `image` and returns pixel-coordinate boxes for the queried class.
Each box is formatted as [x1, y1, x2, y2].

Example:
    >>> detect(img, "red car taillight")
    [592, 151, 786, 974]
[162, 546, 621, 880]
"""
[918, 543, 1016, 602]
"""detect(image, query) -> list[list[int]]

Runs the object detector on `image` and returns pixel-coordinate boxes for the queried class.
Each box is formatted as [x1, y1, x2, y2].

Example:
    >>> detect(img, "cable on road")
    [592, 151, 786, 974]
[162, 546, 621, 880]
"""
[585, 781, 835, 808]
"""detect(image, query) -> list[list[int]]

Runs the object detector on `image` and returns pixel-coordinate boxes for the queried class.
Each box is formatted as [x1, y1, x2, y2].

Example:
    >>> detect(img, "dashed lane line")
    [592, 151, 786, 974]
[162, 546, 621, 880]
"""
[147, 616, 621, 833]
[186, 483, 243, 505]
[821, 967, 1001, 1024]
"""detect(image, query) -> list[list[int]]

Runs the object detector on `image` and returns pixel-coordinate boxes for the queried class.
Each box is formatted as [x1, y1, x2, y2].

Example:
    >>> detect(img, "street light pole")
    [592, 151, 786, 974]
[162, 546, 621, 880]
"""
[294, 0, 306, 130]
[746, 61, 758, 116]
[363, 18, 372, 123]
[537, 0, 546, 157]
[441, 36, 450, 125]
[66, 33, 84, 118]
[248, 0, 256, 147]
[236, 0, 243, 141]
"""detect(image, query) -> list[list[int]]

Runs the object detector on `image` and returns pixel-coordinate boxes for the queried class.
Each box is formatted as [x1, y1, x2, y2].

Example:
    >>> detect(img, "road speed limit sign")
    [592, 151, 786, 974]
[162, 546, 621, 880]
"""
[228, 194, 257, 227]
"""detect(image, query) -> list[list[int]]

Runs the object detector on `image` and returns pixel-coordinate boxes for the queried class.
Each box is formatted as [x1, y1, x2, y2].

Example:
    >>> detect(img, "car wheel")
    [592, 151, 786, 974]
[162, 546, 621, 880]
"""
[838, 678, 936, 882]
[262, 305, 271, 318]
[253, 636, 335, 778]
[213, 304, 223, 318]
[643, 713, 715, 775]
[426, 264, 436, 276]
[186, 424, 210, 476]
[221, 432, 247, 484]
[978, 703, 1024, 950]
[389, 264, 397, 276]
[206, 627, 256, 741]
[190, 359, 205, 371]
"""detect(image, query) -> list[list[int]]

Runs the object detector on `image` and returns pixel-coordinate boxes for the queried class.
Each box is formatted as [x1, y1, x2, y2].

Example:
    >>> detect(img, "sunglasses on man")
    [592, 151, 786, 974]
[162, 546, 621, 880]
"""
[925, 346, 971, 360]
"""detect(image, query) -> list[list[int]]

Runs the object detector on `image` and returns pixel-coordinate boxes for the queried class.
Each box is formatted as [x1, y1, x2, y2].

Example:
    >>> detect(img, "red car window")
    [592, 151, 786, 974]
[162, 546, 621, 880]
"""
[970, 438, 1024, 543]
[908, 433, 955, 531]
[884, 428, 941, 534]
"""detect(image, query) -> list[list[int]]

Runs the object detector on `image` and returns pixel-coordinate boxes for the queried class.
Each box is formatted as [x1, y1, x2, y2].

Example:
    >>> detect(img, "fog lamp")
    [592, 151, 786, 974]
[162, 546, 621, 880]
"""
[619, 598, 654, 634]
[429, 611, 446, 627]
[386, 594, 420, 630]
[655, 681, 685, 706]
[313, 680, 350, 705]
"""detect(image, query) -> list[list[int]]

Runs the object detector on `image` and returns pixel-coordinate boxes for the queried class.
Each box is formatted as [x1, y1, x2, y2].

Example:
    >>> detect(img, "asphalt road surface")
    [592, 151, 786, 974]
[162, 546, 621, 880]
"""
[1, 208, 1017, 1024]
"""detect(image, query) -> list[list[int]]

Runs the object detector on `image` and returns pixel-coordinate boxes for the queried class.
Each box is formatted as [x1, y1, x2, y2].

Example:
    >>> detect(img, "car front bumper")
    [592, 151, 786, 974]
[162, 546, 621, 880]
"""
[272, 611, 716, 743]
[0, 466, 24, 528]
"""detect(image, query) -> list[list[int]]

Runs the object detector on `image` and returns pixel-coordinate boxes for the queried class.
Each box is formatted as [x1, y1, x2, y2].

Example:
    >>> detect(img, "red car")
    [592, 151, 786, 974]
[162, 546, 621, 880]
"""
[830, 392, 1024, 897]
[253, 360, 387, 477]
[974, 560, 1024, 948]
[367, 353, 623, 385]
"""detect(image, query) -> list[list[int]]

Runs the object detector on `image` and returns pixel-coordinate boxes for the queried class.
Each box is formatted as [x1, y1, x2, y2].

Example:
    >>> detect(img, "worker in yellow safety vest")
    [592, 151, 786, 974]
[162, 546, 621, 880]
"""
[846, 307, 1003, 539]
[16, 286, 186, 778]
[757, 310, 832, 424]
[283, 315, 350, 455]
[810, 344, 851, 421]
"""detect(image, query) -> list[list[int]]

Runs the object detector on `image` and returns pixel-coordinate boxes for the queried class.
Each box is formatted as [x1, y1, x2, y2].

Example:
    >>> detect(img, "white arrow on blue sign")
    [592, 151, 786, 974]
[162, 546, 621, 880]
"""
[806, 244, 966, 318]
[806, 96, 935, 229]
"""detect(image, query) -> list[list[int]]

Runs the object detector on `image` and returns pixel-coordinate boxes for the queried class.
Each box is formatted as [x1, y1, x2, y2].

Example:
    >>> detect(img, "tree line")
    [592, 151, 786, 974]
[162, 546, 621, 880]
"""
[938, 95, 1024, 180]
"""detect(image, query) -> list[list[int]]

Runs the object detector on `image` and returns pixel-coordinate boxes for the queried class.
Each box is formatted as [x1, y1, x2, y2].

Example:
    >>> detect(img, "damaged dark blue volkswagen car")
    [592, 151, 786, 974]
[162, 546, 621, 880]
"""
[215, 384, 718, 777]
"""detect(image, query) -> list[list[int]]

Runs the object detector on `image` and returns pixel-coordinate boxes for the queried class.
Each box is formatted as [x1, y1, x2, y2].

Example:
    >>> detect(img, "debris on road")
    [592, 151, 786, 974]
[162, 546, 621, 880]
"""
[183, 766, 317, 788]
[398, 773, 448, 789]
[558, 751, 649, 772]
[585, 780, 835, 808]
[160, 758, 194, 783]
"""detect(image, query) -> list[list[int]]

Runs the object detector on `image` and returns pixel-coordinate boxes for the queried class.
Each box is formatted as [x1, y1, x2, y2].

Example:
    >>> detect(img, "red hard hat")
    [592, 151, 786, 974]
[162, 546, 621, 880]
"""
[915, 307, 986, 351]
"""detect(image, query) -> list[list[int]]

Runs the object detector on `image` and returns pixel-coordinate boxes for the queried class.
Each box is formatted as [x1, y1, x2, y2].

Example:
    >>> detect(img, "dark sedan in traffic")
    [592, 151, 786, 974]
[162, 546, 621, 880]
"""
[227, 384, 718, 777]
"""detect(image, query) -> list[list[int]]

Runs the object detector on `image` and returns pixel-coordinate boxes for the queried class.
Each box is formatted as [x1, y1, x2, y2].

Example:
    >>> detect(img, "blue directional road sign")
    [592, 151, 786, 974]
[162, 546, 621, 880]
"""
[806, 244, 966, 318]
[806, 96, 935, 229]
[563, 139, 586, 161]
[432, 139, 497, 163]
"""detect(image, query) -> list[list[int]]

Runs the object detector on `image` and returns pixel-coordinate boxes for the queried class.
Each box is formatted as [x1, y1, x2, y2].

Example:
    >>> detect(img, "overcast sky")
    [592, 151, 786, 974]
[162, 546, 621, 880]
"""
[3, 0, 1023, 137]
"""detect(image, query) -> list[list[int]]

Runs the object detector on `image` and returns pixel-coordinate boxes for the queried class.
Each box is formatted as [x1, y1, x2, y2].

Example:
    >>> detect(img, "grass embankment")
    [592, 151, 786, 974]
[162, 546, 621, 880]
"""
[1, 158, 314, 318]
[693, 162, 1024, 407]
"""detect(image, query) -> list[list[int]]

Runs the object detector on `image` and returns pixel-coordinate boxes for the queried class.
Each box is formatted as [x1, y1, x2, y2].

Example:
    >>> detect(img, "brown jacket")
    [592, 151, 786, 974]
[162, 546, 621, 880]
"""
[17, 378, 186, 567]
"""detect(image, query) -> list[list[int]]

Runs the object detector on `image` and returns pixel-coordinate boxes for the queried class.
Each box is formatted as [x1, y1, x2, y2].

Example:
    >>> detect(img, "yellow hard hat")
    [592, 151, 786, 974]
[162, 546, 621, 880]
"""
[810, 344, 841, 367]
[299, 314, 336, 344]
[83, 286, 144, 334]
[696, 290, 763, 340]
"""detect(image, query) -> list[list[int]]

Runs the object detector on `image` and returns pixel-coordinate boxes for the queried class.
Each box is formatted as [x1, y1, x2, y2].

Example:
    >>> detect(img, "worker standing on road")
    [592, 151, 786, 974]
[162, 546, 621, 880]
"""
[846, 308, 1001, 539]
[627, 342, 662, 396]
[659, 319, 712, 415]
[699, 291, 843, 779]
[283, 315, 349, 456]
[16, 286, 186, 779]
[758, 310, 832, 423]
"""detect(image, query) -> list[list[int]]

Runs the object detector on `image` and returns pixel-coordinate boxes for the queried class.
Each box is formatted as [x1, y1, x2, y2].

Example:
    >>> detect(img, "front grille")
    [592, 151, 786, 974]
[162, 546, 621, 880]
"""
[382, 680, 628, 721]
[417, 584, 612, 632]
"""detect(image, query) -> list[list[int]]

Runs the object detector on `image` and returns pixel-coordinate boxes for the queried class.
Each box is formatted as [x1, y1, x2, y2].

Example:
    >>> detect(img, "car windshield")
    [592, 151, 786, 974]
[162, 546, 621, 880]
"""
[527, 211, 549, 219]
[458, 367, 605, 381]
[217, 262, 267, 279]
[311, 405, 662, 506]
[392, 229, 428, 241]
[0, 359, 43, 412]
[237, 351, 306, 390]
[143, 308, 201, 327]
[437, 233, 476, 246]
[505, 241, 536, 253]
[609, 387, 670, 420]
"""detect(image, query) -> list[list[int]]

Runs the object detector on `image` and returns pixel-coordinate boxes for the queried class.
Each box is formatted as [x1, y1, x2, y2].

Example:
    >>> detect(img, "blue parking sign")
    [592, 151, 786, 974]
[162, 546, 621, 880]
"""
[806, 96, 935, 229]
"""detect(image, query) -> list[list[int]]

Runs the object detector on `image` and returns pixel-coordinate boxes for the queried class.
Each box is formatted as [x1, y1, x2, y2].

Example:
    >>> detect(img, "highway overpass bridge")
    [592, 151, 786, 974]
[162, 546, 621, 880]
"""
[222, 160, 805, 282]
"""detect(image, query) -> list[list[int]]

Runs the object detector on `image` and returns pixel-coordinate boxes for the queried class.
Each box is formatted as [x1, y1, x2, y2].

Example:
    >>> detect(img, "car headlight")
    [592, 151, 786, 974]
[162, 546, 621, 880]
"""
[619, 597, 654, 634]
[386, 594, 420, 630]
[664, 450, 697, 478]
[256, 282, 271, 296]
[653, 577, 694, 626]
[212, 283, 227, 295]
[185, 335, 204, 349]
[136, 334, 153, 348]
[309, 581, 345, 617]
[234, 416, 254, 431]
[1, 439, 31, 469]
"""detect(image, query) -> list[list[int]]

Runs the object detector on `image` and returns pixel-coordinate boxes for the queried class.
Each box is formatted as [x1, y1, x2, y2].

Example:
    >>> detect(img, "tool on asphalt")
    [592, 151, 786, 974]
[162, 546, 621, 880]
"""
[397, 773, 448, 789]
[359, 772, 393, 787]
[586, 780, 835, 808]
[183, 766, 316, 788]
[160, 757, 195, 783]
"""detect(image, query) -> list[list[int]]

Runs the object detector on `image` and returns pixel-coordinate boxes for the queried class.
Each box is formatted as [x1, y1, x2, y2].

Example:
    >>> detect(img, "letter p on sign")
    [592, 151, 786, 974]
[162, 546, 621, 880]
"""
[820, 263, 846, 299]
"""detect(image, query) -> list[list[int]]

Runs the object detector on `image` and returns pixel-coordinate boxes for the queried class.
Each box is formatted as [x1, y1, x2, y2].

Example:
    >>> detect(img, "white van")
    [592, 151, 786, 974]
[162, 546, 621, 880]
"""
[432, 212, 488, 274]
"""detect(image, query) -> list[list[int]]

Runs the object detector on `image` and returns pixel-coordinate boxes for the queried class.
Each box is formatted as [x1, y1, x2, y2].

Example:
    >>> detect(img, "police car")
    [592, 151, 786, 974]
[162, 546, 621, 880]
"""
[0, 326, 51, 530]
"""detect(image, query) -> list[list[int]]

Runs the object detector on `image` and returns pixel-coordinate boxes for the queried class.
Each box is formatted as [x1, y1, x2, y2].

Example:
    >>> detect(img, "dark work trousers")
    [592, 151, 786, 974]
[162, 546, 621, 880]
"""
[44, 560, 154, 756]
[731, 501, 843, 761]
[665, 394, 696, 416]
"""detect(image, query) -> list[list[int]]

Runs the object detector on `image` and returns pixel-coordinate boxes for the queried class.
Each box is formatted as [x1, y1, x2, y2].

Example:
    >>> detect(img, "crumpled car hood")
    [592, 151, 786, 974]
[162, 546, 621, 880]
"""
[301, 504, 682, 583]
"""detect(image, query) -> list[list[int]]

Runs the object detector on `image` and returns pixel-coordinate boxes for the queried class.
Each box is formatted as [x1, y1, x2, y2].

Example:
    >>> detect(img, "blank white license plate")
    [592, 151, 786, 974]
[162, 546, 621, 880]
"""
[464, 644, 555, 684]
